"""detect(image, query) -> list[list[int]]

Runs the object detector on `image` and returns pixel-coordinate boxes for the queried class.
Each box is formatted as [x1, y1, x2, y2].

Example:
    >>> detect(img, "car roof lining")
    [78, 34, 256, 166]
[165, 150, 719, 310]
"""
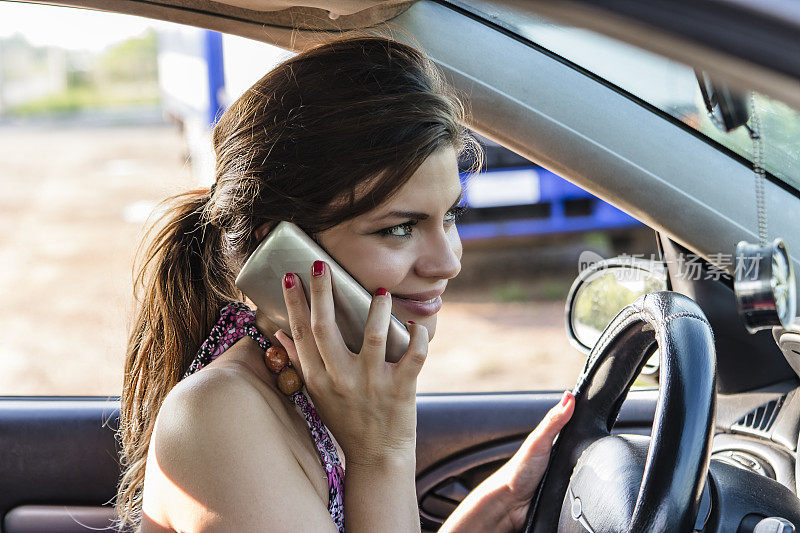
[22, 0, 800, 107]
[10, 0, 800, 306]
[27, 0, 413, 31]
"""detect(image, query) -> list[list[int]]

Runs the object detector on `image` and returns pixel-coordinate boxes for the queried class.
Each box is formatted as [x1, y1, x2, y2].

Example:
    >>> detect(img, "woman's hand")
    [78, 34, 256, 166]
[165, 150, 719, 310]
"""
[275, 262, 427, 532]
[274, 261, 428, 466]
[501, 391, 575, 528]
[440, 391, 575, 533]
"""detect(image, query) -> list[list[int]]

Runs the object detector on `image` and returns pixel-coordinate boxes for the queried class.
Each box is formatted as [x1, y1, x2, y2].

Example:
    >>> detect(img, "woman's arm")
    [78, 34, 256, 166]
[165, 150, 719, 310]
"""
[440, 392, 575, 533]
[343, 452, 419, 531]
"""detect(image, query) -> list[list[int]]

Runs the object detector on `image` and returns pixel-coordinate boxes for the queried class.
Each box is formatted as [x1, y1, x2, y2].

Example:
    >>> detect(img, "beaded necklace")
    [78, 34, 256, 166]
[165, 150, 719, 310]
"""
[183, 301, 345, 531]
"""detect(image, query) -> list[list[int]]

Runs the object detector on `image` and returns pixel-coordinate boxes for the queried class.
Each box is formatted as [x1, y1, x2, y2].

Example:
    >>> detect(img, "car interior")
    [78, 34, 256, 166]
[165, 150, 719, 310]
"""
[1, 0, 800, 532]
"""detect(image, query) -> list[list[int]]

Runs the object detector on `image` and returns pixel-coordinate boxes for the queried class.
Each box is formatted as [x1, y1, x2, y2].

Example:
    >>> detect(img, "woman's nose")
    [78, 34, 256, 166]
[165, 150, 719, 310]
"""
[415, 228, 462, 280]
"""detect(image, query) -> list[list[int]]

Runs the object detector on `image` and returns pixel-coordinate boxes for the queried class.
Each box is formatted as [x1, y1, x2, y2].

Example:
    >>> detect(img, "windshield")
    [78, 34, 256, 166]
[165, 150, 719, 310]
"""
[455, 1, 800, 192]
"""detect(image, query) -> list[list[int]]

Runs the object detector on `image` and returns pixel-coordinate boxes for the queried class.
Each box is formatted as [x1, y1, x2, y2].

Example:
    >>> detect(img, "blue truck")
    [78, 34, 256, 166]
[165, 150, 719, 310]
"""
[457, 136, 640, 241]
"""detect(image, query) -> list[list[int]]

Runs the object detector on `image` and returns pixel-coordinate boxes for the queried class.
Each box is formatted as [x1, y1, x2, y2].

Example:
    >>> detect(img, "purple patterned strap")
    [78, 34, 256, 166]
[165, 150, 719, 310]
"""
[183, 302, 345, 532]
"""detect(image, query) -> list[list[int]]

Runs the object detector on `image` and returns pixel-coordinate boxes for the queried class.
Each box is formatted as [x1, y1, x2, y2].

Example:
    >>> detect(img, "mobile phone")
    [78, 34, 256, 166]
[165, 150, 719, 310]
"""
[235, 221, 411, 363]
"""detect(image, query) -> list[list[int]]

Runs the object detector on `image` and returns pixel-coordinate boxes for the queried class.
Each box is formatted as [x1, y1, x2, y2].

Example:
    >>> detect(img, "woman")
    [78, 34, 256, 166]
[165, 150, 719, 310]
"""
[117, 34, 574, 532]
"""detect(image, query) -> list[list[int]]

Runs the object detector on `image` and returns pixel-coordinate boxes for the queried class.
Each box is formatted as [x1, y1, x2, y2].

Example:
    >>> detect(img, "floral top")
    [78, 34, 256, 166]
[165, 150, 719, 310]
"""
[182, 301, 345, 532]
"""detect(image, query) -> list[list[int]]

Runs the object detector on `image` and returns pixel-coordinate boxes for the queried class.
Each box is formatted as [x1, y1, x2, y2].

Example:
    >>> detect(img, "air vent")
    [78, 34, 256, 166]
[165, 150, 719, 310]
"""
[731, 395, 786, 438]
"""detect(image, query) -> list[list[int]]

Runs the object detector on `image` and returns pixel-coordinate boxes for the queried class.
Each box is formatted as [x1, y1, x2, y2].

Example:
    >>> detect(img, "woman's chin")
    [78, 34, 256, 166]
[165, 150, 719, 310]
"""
[411, 316, 436, 342]
[392, 307, 436, 342]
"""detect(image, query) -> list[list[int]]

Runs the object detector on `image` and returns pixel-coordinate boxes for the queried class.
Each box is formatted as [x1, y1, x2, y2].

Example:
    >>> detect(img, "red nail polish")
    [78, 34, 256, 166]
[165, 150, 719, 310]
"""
[375, 287, 388, 296]
[283, 273, 295, 289]
[407, 321, 415, 324]
[312, 260, 324, 277]
[560, 391, 572, 407]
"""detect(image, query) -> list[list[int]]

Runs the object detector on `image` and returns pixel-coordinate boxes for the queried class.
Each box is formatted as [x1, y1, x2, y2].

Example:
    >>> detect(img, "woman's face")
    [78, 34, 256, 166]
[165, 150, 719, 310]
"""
[316, 145, 463, 340]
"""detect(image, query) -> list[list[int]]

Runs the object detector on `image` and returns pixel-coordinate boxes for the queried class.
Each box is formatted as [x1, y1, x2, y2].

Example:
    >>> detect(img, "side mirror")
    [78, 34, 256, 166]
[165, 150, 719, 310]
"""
[565, 256, 668, 380]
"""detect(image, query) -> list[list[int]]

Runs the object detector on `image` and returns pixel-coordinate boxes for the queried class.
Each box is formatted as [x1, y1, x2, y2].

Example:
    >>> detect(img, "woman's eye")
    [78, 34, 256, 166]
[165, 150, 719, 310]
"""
[377, 206, 467, 239]
[379, 222, 415, 238]
[445, 205, 468, 223]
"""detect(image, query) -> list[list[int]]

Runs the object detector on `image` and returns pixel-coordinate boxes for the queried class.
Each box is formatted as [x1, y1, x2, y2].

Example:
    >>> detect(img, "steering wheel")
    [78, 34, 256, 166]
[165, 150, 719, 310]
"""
[523, 291, 717, 532]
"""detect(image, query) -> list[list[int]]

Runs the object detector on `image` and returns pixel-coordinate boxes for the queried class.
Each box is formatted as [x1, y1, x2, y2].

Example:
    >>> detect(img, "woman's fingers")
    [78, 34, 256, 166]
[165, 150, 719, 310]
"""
[359, 288, 393, 370]
[274, 272, 425, 467]
[502, 391, 575, 506]
[397, 321, 429, 379]
[308, 261, 349, 373]
[281, 272, 325, 379]
[521, 392, 575, 459]
[282, 266, 425, 399]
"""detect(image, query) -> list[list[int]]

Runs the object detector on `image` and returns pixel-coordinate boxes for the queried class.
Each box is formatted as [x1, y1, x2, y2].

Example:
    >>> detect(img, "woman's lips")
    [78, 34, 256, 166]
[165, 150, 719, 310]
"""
[391, 294, 443, 317]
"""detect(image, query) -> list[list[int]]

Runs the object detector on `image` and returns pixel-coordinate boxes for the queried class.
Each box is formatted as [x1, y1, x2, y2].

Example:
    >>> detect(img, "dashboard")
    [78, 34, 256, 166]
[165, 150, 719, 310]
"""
[706, 380, 800, 531]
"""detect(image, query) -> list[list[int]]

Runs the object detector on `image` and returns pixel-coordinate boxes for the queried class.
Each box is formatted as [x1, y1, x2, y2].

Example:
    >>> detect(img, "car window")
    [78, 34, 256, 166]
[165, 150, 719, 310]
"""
[456, 1, 800, 193]
[0, 5, 194, 396]
[0, 3, 657, 395]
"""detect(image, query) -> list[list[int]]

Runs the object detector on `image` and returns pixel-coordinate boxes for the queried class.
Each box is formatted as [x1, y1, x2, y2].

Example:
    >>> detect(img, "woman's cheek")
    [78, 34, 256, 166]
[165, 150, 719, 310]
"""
[364, 252, 411, 292]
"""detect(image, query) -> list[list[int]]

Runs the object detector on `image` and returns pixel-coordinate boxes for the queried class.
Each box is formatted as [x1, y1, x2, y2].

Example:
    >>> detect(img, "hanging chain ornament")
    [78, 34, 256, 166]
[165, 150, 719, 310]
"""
[749, 91, 768, 246]
[733, 92, 796, 332]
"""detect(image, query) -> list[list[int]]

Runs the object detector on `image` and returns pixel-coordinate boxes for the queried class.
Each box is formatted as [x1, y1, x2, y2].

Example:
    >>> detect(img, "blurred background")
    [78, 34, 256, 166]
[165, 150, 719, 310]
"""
[0, 2, 659, 396]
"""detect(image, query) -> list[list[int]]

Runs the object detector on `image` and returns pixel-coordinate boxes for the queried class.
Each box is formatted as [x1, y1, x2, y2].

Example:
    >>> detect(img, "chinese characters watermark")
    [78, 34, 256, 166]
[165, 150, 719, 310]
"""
[578, 251, 764, 281]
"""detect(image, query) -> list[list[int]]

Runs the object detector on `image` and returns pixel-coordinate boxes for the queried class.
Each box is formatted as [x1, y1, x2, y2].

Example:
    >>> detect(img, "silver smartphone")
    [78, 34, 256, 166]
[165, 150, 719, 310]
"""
[235, 221, 411, 363]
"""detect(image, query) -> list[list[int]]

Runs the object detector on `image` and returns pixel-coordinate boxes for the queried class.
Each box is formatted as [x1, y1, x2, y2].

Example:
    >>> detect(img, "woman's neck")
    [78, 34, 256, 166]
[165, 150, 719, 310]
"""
[254, 307, 282, 346]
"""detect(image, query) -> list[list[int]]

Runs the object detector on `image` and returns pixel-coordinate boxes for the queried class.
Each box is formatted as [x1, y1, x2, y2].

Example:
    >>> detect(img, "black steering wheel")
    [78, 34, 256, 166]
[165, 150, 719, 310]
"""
[523, 291, 717, 532]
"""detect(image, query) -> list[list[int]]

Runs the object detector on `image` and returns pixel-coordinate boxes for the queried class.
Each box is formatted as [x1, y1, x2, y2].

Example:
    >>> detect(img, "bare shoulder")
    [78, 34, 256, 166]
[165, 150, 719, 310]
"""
[143, 366, 337, 532]
[157, 363, 277, 439]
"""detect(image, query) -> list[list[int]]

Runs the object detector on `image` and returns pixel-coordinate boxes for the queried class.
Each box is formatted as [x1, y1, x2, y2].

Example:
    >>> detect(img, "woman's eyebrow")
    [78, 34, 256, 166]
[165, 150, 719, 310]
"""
[371, 191, 464, 222]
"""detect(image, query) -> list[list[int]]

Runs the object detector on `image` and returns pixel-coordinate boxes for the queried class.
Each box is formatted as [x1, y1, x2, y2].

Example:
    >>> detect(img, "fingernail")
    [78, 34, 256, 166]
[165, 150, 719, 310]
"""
[283, 273, 295, 289]
[312, 260, 325, 277]
[407, 320, 415, 325]
[375, 287, 388, 296]
[559, 391, 571, 407]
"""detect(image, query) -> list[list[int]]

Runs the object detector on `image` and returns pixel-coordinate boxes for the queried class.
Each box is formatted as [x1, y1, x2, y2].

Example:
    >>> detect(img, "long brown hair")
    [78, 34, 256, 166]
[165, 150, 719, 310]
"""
[116, 33, 482, 528]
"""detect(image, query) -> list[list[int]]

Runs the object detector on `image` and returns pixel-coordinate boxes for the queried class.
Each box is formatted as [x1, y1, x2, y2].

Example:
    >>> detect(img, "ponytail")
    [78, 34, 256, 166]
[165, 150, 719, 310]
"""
[116, 187, 239, 528]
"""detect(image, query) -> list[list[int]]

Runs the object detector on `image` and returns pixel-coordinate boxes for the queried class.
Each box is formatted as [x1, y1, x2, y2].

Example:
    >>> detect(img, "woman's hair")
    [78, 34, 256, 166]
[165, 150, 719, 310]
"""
[116, 33, 482, 528]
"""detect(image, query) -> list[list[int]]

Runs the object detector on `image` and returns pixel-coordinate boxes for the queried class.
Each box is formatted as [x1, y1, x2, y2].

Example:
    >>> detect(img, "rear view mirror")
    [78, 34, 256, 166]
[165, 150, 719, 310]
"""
[695, 70, 750, 133]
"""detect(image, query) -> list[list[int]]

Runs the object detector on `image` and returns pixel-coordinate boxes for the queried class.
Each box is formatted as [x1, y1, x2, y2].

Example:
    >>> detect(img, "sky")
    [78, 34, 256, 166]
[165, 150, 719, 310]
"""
[0, 2, 169, 51]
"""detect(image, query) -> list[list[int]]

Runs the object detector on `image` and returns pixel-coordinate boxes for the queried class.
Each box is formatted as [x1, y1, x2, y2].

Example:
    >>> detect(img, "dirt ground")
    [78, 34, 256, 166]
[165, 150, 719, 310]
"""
[0, 120, 595, 396]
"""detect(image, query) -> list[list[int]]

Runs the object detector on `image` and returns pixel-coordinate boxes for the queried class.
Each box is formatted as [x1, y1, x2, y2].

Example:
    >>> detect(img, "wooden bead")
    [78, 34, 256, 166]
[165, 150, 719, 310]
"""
[277, 367, 302, 395]
[265, 345, 290, 373]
